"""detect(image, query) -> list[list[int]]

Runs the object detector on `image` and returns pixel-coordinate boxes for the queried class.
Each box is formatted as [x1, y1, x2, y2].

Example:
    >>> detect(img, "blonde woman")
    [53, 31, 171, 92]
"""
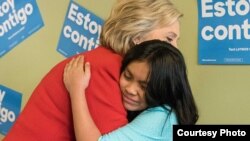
[4, 0, 183, 140]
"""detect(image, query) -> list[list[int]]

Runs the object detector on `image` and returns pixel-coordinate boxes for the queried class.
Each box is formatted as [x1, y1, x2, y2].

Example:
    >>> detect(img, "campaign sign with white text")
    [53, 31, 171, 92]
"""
[198, 0, 250, 64]
[57, 1, 103, 58]
[0, 85, 22, 135]
[0, 0, 44, 58]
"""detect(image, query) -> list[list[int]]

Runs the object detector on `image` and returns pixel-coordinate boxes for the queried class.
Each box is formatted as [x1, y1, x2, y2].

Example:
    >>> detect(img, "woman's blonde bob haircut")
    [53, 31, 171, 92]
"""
[100, 0, 183, 56]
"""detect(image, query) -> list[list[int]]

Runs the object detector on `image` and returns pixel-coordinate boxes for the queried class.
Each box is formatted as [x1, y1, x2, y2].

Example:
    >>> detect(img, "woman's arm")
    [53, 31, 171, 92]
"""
[63, 55, 101, 141]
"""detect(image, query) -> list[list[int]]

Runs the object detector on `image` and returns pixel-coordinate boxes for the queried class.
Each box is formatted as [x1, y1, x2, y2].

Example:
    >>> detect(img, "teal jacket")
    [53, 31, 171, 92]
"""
[99, 106, 178, 141]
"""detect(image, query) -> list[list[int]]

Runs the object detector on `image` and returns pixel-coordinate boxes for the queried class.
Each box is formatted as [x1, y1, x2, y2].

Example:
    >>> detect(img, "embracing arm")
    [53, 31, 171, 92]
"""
[99, 107, 178, 141]
[63, 55, 101, 141]
[63, 57, 177, 141]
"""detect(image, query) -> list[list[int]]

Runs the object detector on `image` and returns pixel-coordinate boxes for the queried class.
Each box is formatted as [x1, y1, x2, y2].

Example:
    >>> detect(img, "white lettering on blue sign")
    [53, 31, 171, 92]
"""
[201, 0, 250, 41]
[0, 89, 5, 102]
[63, 25, 96, 50]
[202, 0, 250, 18]
[57, 1, 103, 57]
[67, 3, 102, 36]
[0, 0, 15, 16]
[0, 85, 22, 135]
[0, 0, 34, 37]
[0, 89, 16, 123]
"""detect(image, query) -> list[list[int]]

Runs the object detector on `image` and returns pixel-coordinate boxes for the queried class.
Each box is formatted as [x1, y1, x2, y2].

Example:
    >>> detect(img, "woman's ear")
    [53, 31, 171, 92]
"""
[133, 36, 141, 45]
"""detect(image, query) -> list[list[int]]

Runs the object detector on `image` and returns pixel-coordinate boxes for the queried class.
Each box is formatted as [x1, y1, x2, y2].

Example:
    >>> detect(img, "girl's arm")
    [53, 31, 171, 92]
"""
[63, 56, 177, 141]
[63, 55, 101, 141]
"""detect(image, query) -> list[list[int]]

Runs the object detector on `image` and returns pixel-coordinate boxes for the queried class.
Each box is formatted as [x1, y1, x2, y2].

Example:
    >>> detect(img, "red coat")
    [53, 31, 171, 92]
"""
[4, 46, 128, 141]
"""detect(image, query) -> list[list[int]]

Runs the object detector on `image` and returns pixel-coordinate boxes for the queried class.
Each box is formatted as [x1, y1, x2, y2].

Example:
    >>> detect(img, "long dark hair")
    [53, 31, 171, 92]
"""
[121, 39, 199, 124]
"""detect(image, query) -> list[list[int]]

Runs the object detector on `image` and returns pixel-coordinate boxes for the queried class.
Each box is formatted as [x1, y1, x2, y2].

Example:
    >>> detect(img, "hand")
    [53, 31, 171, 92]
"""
[63, 55, 91, 98]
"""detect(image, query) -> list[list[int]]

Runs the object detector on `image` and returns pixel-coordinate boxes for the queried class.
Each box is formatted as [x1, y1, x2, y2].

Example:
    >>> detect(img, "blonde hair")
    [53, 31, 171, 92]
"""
[100, 0, 183, 56]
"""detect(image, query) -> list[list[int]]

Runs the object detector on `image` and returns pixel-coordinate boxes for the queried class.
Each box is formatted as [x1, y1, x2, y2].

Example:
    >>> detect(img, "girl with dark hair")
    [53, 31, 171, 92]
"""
[63, 39, 199, 141]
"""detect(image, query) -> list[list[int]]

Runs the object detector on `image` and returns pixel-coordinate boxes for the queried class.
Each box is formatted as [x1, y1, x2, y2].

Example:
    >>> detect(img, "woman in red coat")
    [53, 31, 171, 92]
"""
[4, 0, 182, 140]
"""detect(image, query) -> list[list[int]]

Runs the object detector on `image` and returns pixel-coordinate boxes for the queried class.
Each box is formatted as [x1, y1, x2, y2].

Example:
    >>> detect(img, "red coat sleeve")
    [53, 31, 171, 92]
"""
[3, 47, 128, 141]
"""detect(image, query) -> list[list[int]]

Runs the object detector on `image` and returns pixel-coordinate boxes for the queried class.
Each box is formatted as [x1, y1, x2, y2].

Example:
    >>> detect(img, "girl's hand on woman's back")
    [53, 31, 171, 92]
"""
[63, 55, 91, 98]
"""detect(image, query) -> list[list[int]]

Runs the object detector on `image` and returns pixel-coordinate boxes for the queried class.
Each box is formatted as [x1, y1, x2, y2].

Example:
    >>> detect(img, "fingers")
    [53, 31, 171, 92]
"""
[64, 55, 90, 73]
[63, 55, 91, 93]
[84, 62, 91, 78]
[74, 55, 83, 67]
[70, 56, 79, 68]
[78, 55, 84, 67]
[67, 56, 84, 68]
[68, 57, 75, 68]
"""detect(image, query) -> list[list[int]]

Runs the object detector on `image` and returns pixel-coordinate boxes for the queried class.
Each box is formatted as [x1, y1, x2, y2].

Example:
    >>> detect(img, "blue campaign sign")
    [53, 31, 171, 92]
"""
[57, 1, 104, 58]
[197, 0, 250, 64]
[0, 85, 22, 135]
[0, 0, 44, 58]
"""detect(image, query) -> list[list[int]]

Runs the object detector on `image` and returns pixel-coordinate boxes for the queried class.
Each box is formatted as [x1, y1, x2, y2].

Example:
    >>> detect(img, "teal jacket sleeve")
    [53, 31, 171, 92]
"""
[99, 106, 178, 141]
